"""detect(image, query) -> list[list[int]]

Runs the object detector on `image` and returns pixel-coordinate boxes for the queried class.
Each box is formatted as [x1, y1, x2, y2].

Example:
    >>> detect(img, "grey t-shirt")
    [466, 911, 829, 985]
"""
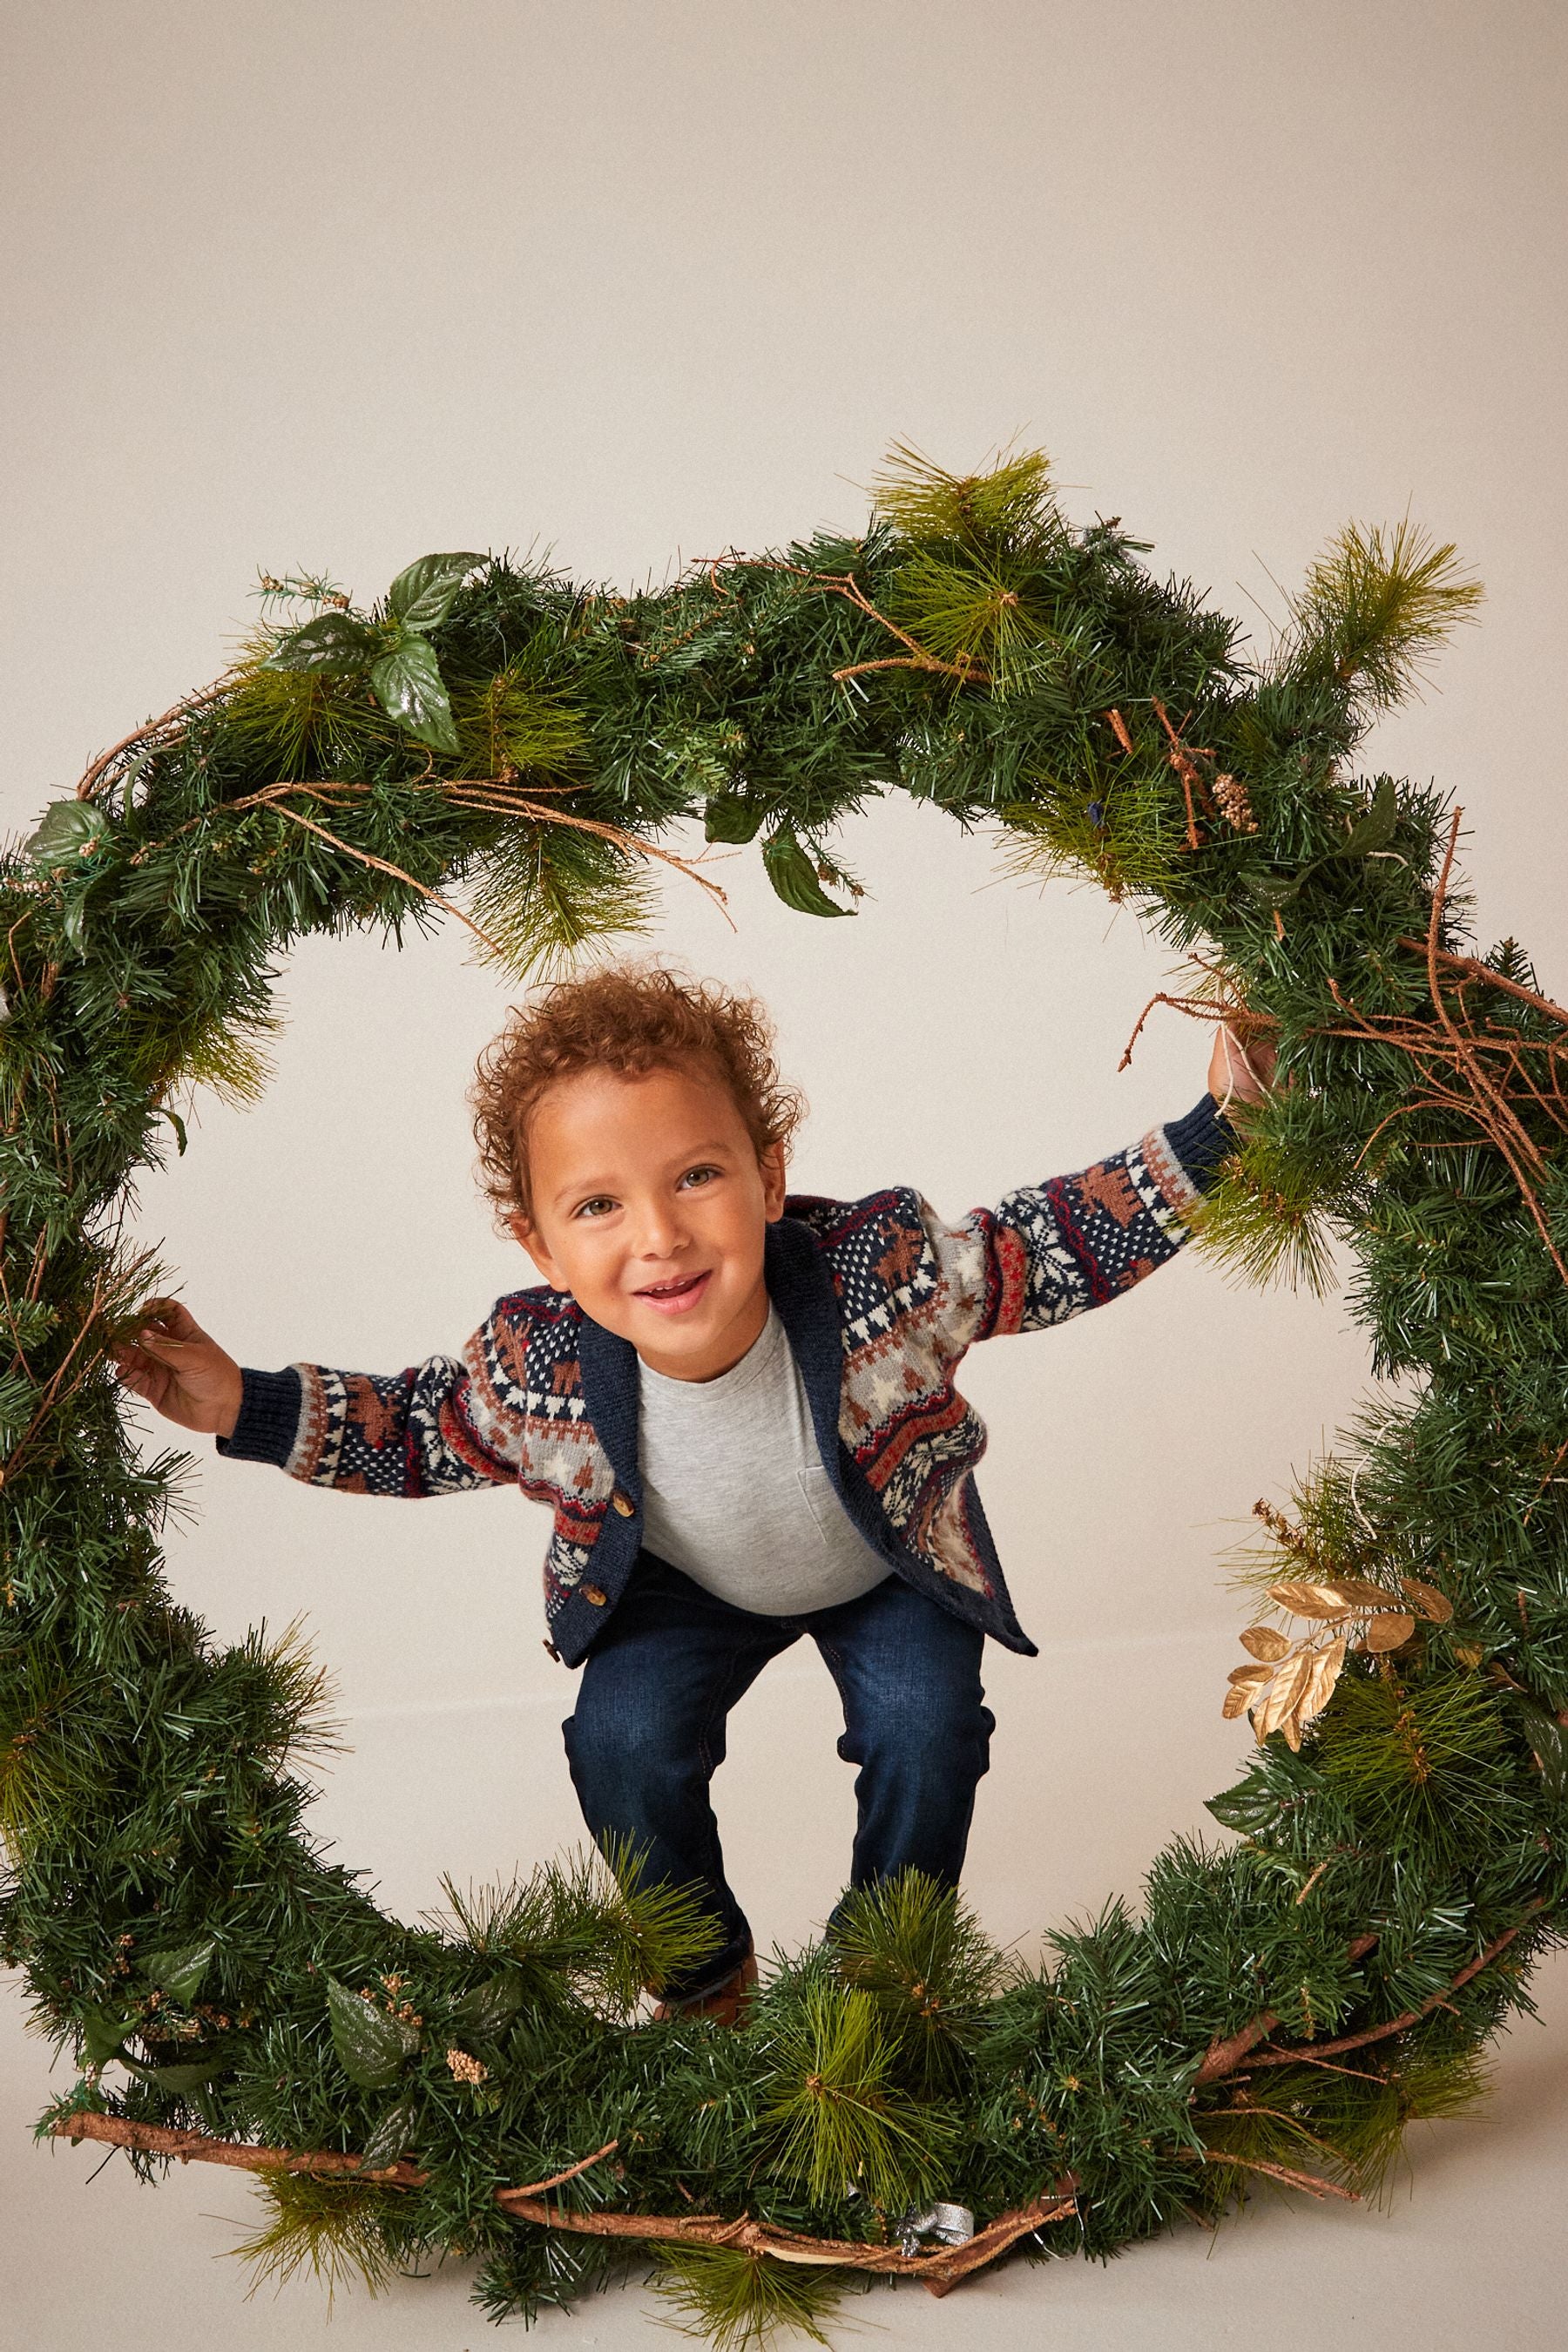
[636, 1307, 892, 1615]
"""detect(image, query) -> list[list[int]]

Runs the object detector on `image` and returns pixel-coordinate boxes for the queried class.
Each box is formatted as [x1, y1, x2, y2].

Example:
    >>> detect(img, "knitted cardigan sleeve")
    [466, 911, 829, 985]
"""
[921, 1093, 1234, 1352]
[216, 1306, 531, 1496]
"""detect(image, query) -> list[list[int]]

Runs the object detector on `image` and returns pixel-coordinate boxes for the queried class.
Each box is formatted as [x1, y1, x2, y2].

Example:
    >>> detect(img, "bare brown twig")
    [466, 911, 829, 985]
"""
[51, 2112, 618, 2199]
[1315, 818, 1568, 1289]
[74, 686, 230, 802]
[1118, 988, 1274, 1073]
[700, 551, 991, 688]
[1150, 699, 1215, 851]
[1237, 1909, 1539, 2072]
[264, 804, 512, 962]
[50, 2110, 1076, 2293]
[120, 775, 730, 943]
[1193, 1907, 1540, 2090]
[1198, 2151, 1358, 2201]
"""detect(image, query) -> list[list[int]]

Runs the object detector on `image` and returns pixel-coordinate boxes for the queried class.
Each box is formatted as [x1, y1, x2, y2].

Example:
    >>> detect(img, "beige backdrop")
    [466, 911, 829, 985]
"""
[3, 3, 1566, 2345]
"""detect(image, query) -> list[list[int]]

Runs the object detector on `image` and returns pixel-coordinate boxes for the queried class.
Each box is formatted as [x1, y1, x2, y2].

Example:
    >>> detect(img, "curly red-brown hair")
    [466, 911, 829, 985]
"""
[470, 961, 806, 1228]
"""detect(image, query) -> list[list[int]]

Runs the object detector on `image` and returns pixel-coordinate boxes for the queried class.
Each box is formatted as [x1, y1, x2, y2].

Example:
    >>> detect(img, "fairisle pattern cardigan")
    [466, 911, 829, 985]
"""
[220, 1094, 1233, 1666]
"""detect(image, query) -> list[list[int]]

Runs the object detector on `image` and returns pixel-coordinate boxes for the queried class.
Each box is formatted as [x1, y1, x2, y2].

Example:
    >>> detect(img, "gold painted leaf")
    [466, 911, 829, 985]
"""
[1362, 1611, 1416, 1653]
[1227, 1662, 1274, 1686]
[1240, 1625, 1292, 1662]
[1400, 1577, 1454, 1624]
[1222, 1682, 1255, 1720]
[1455, 1640, 1484, 1668]
[1280, 1708, 1305, 1752]
[1267, 1581, 1355, 1620]
[1254, 1649, 1315, 1741]
[1300, 1634, 1347, 1727]
[1318, 1577, 1397, 1611]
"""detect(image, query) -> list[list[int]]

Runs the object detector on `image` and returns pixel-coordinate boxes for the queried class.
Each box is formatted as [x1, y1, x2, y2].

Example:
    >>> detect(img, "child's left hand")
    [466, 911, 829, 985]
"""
[1207, 1023, 1276, 1109]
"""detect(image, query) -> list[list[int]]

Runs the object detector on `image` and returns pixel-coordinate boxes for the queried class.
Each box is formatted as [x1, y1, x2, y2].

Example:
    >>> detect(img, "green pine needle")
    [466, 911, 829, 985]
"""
[450, 665, 588, 781]
[463, 823, 655, 981]
[1199, 2041, 1490, 2209]
[1316, 1669, 1507, 1859]
[1221, 1453, 1387, 1600]
[167, 1005, 283, 1111]
[222, 638, 395, 773]
[433, 1835, 721, 2015]
[1192, 1129, 1345, 1295]
[1281, 518, 1484, 712]
[760, 1979, 952, 2210]
[593, 1829, 728, 2007]
[828, 1870, 1017, 2085]
[651, 2244, 851, 2352]
[871, 440, 1057, 550]
[994, 785, 1184, 904]
[0, 1656, 78, 1862]
[247, 1618, 345, 1765]
[889, 548, 1059, 694]
[229, 2173, 402, 2305]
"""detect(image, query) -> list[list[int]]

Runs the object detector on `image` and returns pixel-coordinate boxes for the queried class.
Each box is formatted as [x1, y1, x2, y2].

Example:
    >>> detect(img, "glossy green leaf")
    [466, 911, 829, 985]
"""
[144, 2055, 230, 2094]
[1244, 780, 1397, 914]
[1244, 873, 1306, 909]
[762, 830, 852, 918]
[1514, 1696, 1568, 1804]
[386, 552, 486, 632]
[117, 742, 159, 801]
[369, 632, 459, 754]
[703, 794, 768, 845]
[27, 801, 110, 870]
[1336, 774, 1398, 859]
[61, 895, 89, 956]
[327, 1977, 421, 2091]
[1204, 1770, 1278, 1835]
[262, 612, 382, 676]
[142, 1936, 215, 2005]
[359, 2099, 416, 2172]
[450, 1976, 524, 2042]
[79, 2007, 132, 2066]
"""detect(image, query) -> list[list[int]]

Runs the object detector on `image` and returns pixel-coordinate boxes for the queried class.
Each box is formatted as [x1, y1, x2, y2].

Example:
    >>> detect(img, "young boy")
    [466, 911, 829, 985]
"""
[116, 964, 1267, 2021]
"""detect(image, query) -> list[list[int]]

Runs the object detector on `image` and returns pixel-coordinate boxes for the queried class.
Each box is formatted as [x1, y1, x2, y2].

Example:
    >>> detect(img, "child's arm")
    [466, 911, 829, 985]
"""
[961, 1093, 1229, 1339]
[923, 1027, 1270, 1350]
[115, 1300, 525, 1497]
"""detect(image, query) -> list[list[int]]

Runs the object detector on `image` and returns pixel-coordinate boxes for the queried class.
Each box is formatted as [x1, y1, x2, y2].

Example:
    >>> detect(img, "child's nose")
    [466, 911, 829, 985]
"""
[632, 1202, 686, 1259]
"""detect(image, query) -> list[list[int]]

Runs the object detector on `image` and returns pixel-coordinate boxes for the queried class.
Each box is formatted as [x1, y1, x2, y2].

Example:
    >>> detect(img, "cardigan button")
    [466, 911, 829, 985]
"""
[582, 1583, 607, 1606]
[610, 1489, 635, 1517]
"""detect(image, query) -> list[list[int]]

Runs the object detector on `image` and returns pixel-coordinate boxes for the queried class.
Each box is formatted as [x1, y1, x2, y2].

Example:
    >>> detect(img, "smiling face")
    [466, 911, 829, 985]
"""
[509, 1060, 789, 1381]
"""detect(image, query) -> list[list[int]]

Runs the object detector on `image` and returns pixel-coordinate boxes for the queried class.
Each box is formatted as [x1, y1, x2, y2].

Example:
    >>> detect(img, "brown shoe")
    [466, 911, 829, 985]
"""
[652, 1951, 759, 2027]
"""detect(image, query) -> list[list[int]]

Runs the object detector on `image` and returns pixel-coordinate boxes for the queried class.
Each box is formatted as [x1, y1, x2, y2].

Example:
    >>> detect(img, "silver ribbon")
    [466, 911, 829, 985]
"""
[896, 2200, 976, 2258]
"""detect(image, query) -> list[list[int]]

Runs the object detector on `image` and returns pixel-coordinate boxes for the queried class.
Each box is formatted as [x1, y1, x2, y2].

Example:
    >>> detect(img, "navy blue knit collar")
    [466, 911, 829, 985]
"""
[763, 1212, 849, 1483]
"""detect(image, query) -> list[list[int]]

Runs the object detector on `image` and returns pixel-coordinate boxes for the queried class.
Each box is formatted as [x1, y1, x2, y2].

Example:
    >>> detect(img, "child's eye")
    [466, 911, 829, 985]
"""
[574, 1196, 618, 1220]
[678, 1165, 720, 1191]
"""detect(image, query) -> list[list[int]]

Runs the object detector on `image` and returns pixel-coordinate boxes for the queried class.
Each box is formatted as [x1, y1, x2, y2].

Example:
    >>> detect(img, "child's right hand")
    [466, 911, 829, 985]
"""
[112, 1299, 246, 1438]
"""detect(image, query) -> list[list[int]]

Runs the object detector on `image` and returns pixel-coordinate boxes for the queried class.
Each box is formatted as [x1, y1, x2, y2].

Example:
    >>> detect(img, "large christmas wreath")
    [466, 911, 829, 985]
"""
[3, 447, 1565, 2348]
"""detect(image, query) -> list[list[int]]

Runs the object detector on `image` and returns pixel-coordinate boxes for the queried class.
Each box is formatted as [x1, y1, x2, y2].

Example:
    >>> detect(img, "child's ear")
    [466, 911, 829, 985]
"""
[759, 1139, 788, 1221]
[508, 1212, 560, 1286]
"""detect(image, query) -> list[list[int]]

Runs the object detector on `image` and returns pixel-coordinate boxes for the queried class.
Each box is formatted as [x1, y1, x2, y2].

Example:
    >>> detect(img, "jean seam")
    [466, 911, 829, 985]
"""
[815, 1639, 860, 1764]
[695, 1631, 782, 1778]
[688, 1632, 789, 1955]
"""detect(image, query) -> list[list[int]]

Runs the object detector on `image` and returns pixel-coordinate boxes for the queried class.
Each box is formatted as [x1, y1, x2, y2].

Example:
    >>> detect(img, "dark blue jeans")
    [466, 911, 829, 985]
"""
[562, 1552, 995, 2002]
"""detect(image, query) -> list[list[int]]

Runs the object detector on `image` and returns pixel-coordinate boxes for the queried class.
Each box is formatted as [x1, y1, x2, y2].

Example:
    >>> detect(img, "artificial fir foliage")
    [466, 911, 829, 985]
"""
[1, 447, 1565, 2343]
